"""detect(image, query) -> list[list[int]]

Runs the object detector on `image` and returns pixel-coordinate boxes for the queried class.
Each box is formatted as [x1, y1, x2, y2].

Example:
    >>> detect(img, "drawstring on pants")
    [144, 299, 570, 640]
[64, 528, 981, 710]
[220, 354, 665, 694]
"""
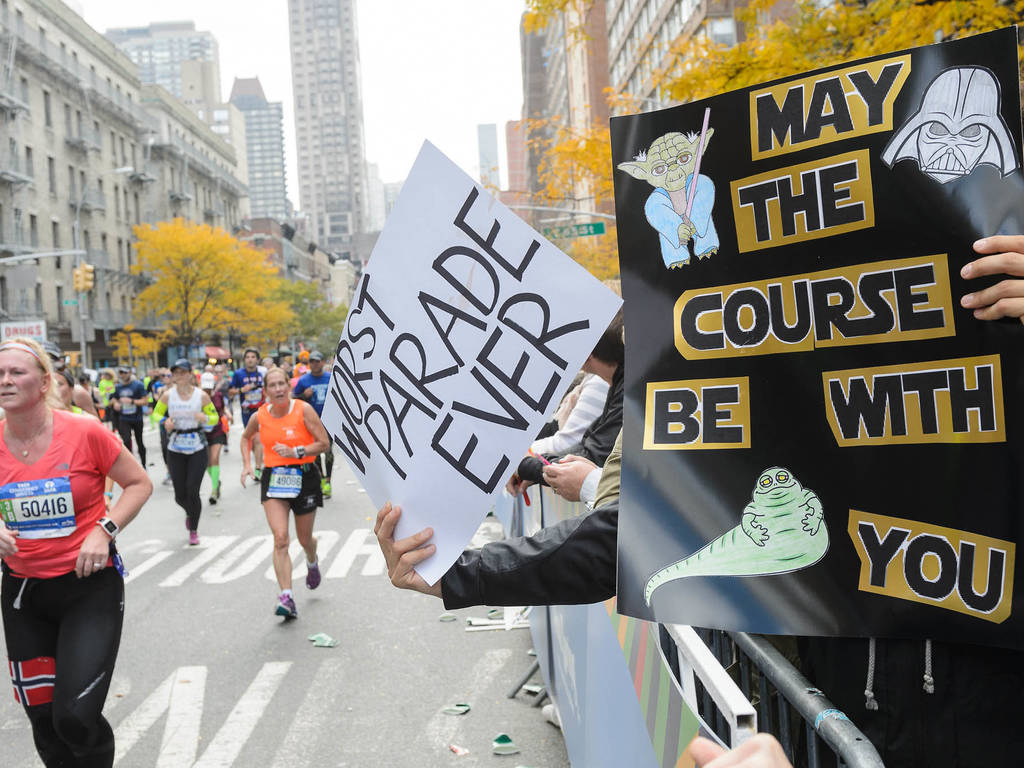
[864, 637, 878, 710]
[12, 577, 28, 610]
[923, 639, 935, 694]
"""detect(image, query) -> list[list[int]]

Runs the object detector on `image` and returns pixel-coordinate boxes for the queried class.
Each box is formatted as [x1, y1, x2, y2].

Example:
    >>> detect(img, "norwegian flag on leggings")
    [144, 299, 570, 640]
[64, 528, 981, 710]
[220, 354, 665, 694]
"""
[9, 657, 55, 706]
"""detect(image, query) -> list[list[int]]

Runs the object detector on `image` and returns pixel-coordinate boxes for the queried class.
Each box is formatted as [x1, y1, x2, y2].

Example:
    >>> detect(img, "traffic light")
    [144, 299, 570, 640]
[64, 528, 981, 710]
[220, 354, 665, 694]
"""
[80, 263, 95, 291]
[73, 263, 95, 292]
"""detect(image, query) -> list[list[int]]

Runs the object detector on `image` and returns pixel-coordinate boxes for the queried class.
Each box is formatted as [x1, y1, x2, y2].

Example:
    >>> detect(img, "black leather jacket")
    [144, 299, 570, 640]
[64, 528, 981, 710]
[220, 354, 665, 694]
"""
[440, 502, 618, 609]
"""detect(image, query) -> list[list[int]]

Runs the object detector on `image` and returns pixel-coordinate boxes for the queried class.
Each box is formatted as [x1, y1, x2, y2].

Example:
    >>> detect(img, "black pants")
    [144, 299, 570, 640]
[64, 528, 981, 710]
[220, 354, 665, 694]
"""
[116, 419, 146, 467]
[2, 566, 124, 768]
[167, 449, 208, 530]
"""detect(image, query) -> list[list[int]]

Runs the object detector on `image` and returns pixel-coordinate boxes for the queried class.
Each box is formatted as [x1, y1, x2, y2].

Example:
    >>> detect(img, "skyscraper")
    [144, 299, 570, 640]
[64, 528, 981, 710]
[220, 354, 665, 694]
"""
[286, 0, 369, 259]
[230, 78, 288, 220]
[105, 22, 220, 101]
[477, 123, 499, 189]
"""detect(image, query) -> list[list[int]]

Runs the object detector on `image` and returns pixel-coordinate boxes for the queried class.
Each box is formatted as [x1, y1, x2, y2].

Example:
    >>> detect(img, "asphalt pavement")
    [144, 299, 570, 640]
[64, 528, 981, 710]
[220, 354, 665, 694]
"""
[1, 418, 570, 767]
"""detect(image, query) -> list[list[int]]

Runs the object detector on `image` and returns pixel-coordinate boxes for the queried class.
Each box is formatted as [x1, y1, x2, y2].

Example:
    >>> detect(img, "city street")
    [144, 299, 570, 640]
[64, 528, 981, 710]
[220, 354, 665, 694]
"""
[1, 426, 569, 767]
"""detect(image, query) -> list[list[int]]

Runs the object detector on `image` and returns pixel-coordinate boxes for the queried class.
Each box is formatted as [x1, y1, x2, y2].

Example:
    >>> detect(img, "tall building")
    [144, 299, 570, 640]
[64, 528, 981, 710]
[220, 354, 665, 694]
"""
[104, 21, 219, 101]
[0, 0, 246, 366]
[229, 77, 287, 220]
[477, 123, 499, 189]
[606, 0, 756, 106]
[286, 0, 368, 261]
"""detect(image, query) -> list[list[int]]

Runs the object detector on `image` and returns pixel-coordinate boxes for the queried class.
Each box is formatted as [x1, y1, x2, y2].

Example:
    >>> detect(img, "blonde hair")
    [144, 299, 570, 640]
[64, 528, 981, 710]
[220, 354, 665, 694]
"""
[0, 337, 62, 410]
[264, 367, 291, 389]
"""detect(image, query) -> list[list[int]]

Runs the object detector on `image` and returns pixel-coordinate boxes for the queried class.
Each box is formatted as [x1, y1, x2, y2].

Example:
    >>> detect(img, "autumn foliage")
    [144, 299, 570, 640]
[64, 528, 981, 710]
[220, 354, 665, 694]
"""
[131, 219, 294, 350]
[524, 0, 1024, 280]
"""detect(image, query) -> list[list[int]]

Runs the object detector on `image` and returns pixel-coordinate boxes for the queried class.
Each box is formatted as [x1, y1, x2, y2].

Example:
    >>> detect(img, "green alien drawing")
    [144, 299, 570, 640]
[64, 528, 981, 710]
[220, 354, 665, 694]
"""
[643, 467, 828, 606]
[617, 128, 719, 268]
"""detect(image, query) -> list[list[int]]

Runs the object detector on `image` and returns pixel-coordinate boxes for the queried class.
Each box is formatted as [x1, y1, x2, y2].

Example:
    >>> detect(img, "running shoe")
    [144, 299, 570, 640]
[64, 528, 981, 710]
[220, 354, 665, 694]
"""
[208, 493, 217, 506]
[189, 529, 199, 546]
[162, 474, 173, 486]
[321, 478, 332, 499]
[275, 593, 298, 619]
[306, 560, 321, 590]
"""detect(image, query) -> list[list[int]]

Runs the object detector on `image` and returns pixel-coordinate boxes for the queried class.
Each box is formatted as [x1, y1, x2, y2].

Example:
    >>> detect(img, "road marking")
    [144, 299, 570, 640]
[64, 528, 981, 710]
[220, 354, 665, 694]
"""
[422, 648, 514, 751]
[192, 661, 291, 768]
[202, 535, 271, 584]
[268, 658, 347, 767]
[158, 536, 238, 587]
[157, 667, 206, 768]
[124, 550, 173, 584]
[264, 529, 341, 581]
[325, 528, 385, 578]
[113, 666, 204, 765]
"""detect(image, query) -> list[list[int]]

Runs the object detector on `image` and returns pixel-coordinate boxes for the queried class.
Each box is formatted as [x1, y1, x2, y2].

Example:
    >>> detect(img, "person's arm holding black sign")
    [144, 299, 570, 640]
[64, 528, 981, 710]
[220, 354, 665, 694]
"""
[961, 236, 1024, 321]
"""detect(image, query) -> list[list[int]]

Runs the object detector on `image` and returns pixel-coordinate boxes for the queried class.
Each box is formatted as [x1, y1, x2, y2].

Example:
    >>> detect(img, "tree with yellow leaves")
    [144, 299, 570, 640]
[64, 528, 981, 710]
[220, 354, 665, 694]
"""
[131, 219, 294, 350]
[524, 0, 1024, 281]
[112, 327, 162, 368]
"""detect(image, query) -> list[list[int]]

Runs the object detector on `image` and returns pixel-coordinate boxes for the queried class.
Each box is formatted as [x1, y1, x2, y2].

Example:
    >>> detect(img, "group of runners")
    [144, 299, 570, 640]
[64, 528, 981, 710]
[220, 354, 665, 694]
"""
[0, 337, 343, 766]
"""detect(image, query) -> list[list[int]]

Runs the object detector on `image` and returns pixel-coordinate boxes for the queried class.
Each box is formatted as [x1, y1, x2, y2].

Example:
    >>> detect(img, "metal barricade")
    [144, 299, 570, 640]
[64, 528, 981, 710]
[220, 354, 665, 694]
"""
[514, 486, 884, 768]
[690, 629, 884, 768]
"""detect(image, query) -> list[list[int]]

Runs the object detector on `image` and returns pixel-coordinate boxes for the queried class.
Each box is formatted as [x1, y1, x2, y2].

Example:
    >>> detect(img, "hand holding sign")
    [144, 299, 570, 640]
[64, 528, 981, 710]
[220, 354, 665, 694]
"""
[961, 236, 1024, 322]
[374, 502, 441, 598]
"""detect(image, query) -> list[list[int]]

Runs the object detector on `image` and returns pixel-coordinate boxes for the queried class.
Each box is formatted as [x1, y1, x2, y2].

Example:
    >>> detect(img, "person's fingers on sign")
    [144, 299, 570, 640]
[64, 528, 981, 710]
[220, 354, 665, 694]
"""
[961, 236, 1024, 323]
[374, 502, 442, 597]
[688, 734, 793, 768]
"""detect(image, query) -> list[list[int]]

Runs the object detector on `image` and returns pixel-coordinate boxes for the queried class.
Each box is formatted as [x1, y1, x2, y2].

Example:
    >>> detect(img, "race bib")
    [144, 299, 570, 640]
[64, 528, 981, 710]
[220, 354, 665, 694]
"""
[267, 466, 302, 498]
[244, 388, 262, 405]
[169, 431, 203, 453]
[0, 477, 76, 539]
[122, 402, 136, 415]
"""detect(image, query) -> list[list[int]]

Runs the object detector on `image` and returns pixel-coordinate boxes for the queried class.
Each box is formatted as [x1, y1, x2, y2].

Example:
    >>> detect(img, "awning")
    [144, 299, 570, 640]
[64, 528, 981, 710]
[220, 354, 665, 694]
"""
[205, 345, 230, 360]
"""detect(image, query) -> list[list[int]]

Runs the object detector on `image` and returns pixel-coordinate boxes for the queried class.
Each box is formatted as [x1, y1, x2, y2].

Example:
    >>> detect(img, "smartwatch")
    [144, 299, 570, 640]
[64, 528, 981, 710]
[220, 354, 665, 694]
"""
[97, 516, 119, 539]
[295, 445, 306, 459]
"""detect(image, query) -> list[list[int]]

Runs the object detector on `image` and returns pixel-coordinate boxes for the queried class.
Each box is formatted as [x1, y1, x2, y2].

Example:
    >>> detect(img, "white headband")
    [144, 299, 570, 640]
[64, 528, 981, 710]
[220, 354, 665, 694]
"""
[0, 341, 45, 364]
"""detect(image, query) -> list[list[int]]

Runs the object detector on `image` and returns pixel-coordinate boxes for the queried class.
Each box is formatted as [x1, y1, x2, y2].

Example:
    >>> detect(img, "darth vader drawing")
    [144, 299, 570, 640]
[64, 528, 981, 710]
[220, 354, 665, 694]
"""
[881, 66, 1019, 184]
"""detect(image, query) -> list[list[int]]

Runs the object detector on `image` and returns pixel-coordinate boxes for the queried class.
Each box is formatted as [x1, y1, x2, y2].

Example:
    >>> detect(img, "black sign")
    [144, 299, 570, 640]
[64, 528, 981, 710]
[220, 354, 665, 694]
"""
[611, 28, 1024, 648]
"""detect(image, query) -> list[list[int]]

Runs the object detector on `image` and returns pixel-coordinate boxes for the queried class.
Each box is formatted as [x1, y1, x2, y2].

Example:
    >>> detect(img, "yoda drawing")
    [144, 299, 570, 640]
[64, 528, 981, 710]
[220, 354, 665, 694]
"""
[618, 128, 719, 268]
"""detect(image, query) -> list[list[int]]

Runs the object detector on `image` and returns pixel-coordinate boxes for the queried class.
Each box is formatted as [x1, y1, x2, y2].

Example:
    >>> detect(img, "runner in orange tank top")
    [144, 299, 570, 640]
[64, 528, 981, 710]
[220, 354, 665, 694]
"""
[239, 367, 330, 620]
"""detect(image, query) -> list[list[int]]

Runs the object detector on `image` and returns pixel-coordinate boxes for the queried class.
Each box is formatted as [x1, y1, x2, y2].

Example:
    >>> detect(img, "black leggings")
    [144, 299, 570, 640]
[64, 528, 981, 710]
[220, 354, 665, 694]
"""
[116, 419, 146, 467]
[167, 449, 208, 530]
[2, 566, 124, 768]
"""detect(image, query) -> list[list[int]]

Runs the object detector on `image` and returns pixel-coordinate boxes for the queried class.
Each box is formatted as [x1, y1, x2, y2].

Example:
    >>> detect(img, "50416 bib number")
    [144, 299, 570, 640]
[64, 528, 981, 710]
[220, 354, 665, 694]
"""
[0, 477, 76, 539]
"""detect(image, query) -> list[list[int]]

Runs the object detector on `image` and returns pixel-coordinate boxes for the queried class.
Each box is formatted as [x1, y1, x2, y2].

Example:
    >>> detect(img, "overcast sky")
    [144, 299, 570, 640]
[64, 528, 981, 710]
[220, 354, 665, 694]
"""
[81, 0, 525, 205]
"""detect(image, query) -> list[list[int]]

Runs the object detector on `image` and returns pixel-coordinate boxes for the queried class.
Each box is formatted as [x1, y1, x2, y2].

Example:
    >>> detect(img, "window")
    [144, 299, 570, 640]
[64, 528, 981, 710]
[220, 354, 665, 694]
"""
[43, 90, 51, 127]
[67, 165, 75, 199]
[35, 283, 42, 313]
[64, 104, 72, 135]
[56, 285, 64, 322]
[24, 146, 32, 177]
[114, 184, 120, 218]
[51, 221, 59, 250]
[134, 193, 139, 224]
[29, 214, 37, 247]
[19, 77, 27, 104]
[47, 156, 55, 194]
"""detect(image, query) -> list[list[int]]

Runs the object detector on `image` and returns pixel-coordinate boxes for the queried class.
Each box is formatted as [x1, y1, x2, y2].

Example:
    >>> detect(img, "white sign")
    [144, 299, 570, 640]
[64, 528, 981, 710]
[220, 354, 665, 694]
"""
[320, 142, 622, 583]
[2, 319, 47, 343]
